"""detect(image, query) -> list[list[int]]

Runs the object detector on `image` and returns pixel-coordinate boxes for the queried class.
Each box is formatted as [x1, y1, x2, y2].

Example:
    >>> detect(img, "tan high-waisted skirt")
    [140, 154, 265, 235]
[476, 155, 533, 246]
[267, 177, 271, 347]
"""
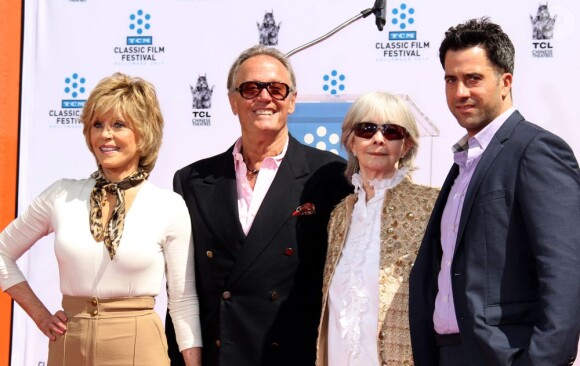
[48, 295, 170, 366]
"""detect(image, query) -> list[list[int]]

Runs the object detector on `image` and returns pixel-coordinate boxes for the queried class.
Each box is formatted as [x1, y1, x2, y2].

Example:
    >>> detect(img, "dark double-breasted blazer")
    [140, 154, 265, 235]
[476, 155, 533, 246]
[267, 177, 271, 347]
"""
[166, 135, 351, 366]
[409, 111, 580, 366]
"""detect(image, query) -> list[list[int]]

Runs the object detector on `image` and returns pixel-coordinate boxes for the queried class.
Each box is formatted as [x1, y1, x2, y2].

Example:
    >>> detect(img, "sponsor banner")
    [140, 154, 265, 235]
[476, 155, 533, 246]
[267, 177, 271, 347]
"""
[376, 1, 431, 61]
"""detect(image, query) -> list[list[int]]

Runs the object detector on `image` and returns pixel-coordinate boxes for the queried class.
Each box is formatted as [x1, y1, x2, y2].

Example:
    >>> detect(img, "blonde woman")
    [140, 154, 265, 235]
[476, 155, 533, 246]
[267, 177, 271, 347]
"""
[0, 73, 202, 365]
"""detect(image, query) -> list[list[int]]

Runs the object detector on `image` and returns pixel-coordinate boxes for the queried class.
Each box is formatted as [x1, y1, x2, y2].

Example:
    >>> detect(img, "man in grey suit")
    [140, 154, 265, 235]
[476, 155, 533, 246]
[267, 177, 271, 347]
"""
[409, 17, 580, 366]
[165, 45, 351, 366]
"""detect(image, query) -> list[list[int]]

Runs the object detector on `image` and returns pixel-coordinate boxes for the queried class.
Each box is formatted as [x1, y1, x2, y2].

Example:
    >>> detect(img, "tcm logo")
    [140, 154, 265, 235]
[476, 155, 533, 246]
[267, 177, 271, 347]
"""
[61, 73, 86, 109]
[288, 101, 352, 158]
[322, 70, 346, 96]
[299, 125, 343, 156]
[127, 10, 152, 45]
[389, 2, 416, 41]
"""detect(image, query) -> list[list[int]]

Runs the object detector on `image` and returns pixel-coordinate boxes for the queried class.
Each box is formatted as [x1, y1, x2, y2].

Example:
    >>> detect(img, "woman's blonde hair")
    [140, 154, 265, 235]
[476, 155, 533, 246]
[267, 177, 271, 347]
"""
[341, 92, 420, 178]
[80, 72, 163, 173]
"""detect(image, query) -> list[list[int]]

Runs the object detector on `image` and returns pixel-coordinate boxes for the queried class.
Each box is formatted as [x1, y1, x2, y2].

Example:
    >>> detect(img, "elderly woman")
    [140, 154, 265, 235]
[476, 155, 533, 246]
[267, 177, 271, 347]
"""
[0, 73, 201, 365]
[316, 92, 439, 365]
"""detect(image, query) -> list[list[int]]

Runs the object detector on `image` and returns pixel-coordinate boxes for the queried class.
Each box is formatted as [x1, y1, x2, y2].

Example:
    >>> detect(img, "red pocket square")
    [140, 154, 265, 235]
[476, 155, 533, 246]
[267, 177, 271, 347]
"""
[292, 203, 316, 216]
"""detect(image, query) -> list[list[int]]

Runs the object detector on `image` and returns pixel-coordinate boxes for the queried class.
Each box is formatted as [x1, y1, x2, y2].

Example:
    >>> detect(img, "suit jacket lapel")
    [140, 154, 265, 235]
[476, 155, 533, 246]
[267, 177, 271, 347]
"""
[433, 165, 459, 230]
[455, 111, 523, 250]
[417, 165, 458, 291]
[225, 136, 310, 288]
[193, 147, 246, 253]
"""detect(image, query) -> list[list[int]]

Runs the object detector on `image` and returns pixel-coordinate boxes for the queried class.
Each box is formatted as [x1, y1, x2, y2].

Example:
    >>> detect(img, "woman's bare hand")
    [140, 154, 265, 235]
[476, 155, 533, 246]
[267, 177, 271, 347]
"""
[37, 310, 68, 341]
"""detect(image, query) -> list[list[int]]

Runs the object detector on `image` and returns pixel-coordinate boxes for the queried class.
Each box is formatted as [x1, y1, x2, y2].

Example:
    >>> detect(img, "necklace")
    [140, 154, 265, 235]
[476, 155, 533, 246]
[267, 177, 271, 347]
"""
[241, 152, 259, 175]
[247, 167, 260, 175]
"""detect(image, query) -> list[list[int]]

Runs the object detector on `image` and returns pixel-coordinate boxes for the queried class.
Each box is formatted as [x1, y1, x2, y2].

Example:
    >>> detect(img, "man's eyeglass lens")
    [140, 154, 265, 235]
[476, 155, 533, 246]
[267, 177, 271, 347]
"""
[236, 81, 291, 100]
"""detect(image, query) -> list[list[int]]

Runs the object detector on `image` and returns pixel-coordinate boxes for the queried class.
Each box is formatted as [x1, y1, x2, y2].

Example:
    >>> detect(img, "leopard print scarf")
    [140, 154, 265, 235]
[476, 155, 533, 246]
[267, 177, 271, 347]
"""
[89, 168, 149, 259]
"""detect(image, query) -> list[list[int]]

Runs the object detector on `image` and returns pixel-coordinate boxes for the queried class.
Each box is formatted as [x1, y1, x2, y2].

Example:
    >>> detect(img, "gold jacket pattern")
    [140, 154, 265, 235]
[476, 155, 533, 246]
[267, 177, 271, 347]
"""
[316, 178, 439, 365]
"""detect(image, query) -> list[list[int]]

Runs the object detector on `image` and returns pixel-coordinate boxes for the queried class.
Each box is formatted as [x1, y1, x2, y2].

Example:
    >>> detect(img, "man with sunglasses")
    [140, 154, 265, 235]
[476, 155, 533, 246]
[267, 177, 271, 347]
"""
[165, 45, 351, 366]
[409, 18, 580, 366]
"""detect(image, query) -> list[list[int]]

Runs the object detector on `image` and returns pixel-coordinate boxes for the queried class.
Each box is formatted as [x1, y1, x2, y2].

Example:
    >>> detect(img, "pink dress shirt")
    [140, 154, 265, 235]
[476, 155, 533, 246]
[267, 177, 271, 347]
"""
[232, 137, 288, 235]
[434, 108, 514, 334]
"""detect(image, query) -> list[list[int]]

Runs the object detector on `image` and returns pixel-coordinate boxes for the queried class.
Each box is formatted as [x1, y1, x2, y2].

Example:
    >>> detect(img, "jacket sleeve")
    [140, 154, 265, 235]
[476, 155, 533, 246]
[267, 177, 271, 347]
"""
[514, 131, 580, 365]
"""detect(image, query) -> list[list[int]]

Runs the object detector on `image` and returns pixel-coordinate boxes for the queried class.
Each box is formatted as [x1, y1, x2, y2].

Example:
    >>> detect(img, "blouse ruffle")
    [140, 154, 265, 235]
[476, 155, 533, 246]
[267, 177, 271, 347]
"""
[334, 168, 408, 359]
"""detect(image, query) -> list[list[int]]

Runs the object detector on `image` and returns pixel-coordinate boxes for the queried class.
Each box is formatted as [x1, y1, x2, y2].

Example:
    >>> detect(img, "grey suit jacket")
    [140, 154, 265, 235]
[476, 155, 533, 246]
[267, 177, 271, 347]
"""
[166, 135, 351, 366]
[409, 111, 580, 366]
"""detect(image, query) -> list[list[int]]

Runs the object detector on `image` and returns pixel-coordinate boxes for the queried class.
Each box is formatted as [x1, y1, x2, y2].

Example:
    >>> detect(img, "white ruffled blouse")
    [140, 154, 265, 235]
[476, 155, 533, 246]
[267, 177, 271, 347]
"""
[327, 168, 408, 366]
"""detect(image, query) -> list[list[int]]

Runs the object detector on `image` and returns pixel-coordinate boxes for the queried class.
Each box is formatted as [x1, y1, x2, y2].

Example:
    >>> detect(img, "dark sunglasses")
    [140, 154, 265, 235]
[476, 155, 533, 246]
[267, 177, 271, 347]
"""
[353, 122, 408, 140]
[235, 81, 292, 101]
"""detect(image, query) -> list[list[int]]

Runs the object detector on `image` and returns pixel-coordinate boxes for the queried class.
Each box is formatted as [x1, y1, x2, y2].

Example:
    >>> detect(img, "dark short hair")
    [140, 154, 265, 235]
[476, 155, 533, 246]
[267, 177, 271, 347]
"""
[439, 17, 515, 75]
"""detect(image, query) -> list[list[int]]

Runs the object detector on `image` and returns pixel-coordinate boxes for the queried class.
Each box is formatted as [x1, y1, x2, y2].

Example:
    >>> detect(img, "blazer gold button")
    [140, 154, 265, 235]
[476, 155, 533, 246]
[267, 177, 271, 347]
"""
[222, 291, 231, 300]
[92, 309, 98, 316]
[206, 250, 214, 259]
[91, 298, 98, 306]
[284, 248, 294, 256]
[215, 340, 221, 347]
[270, 292, 279, 301]
[406, 212, 414, 219]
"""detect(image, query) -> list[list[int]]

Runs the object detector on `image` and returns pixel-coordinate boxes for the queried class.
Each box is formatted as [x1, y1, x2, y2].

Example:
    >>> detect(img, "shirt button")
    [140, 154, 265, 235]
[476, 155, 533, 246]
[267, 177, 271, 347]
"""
[270, 292, 279, 301]
[92, 309, 98, 316]
[284, 248, 294, 256]
[206, 250, 214, 259]
[91, 297, 98, 306]
[443, 296, 448, 303]
[222, 291, 231, 300]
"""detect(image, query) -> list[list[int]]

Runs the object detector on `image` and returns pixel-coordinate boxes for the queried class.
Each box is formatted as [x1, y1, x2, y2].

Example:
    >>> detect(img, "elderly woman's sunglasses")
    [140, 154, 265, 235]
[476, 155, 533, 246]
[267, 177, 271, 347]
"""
[353, 122, 408, 140]
[235, 81, 292, 101]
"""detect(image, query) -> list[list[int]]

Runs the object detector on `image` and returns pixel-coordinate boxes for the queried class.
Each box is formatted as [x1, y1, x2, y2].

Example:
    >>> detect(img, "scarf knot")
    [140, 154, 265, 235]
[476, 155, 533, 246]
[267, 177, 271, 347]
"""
[89, 168, 149, 259]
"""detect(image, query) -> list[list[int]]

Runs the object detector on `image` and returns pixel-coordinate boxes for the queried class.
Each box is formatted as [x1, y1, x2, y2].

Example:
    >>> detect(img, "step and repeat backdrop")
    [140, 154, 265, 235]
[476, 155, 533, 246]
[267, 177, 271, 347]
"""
[12, 0, 579, 364]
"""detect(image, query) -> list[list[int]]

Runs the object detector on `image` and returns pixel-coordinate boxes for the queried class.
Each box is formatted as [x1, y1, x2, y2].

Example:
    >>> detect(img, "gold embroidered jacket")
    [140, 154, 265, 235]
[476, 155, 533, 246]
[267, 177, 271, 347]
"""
[316, 178, 439, 365]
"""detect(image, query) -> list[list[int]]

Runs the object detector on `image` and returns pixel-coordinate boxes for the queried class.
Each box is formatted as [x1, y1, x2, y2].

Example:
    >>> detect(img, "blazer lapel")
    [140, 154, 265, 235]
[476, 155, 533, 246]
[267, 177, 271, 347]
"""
[224, 136, 310, 288]
[433, 165, 459, 230]
[193, 149, 246, 253]
[455, 111, 524, 250]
